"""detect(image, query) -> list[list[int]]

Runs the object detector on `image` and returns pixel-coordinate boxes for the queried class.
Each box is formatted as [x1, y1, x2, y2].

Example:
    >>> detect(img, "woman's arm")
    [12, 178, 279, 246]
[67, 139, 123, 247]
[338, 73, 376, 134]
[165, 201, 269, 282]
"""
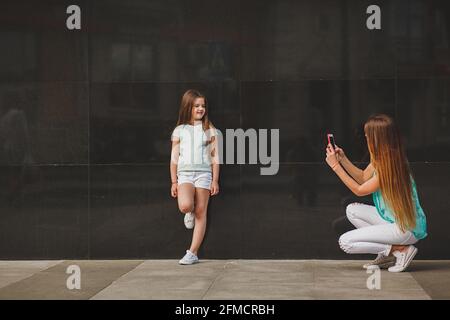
[333, 164, 379, 196]
[335, 146, 375, 184]
[362, 163, 375, 182]
[326, 145, 379, 196]
[339, 155, 365, 184]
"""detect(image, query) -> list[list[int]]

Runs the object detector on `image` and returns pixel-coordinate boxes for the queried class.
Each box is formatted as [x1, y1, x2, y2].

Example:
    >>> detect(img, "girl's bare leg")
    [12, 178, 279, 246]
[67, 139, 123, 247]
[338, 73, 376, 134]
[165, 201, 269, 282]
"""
[177, 183, 195, 214]
[189, 188, 210, 255]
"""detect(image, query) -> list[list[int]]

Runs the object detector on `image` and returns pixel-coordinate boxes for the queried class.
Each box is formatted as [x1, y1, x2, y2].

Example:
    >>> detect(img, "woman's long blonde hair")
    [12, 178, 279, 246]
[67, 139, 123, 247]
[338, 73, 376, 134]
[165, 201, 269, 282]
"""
[364, 114, 416, 232]
[176, 89, 212, 131]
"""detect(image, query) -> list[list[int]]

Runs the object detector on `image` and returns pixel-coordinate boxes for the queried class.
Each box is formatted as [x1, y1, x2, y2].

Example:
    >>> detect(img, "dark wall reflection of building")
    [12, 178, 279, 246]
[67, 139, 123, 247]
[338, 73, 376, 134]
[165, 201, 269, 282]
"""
[0, 91, 35, 206]
[90, 0, 240, 163]
[88, 0, 450, 163]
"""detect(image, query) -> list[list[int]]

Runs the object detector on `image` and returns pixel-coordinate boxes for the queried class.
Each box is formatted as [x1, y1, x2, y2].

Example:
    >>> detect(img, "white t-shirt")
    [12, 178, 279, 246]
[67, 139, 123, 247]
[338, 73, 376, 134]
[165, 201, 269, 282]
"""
[172, 123, 216, 172]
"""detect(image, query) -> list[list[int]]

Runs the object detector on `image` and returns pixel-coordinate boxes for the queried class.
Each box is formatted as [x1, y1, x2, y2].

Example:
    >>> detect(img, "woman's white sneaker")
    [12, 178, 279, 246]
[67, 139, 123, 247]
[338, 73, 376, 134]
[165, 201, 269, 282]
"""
[184, 212, 195, 229]
[179, 250, 199, 265]
[363, 254, 396, 270]
[388, 245, 418, 273]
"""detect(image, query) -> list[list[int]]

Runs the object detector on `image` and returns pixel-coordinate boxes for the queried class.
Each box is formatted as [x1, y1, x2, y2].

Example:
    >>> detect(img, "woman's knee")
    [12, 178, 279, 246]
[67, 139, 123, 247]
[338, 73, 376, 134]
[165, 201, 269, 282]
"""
[346, 203, 361, 221]
[338, 233, 353, 254]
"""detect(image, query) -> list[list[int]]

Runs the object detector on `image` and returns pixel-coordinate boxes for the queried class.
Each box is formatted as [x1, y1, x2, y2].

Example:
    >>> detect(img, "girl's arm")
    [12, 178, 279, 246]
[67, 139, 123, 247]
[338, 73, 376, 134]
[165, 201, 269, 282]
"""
[210, 135, 220, 196]
[211, 163, 220, 196]
[326, 145, 379, 196]
[170, 140, 180, 197]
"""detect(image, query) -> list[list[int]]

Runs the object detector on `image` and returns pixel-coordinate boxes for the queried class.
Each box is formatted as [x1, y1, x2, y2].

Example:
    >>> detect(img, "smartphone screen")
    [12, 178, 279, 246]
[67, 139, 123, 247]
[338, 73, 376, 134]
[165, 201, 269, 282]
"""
[327, 134, 336, 149]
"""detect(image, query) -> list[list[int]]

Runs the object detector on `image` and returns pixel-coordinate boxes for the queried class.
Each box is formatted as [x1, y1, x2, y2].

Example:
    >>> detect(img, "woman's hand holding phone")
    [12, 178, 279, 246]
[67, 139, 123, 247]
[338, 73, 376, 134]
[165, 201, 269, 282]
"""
[326, 133, 345, 163]
[334, 145, 346, 162]
[326, 144, 340, 170]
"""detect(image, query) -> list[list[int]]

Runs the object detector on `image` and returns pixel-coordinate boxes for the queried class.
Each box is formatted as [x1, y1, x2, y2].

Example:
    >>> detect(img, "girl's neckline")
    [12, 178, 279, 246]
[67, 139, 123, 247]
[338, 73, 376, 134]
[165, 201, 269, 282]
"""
[180, 121, 202, 127]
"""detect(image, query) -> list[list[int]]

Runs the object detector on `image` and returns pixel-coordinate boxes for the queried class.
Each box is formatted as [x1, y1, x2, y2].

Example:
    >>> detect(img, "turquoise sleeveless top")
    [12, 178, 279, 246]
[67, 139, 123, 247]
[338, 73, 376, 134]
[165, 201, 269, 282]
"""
[372, 172, 427, 240]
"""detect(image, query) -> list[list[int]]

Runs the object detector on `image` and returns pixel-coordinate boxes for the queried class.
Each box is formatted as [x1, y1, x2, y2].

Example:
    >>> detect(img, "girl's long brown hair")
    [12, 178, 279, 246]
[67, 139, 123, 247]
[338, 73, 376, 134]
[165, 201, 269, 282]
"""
[176, 89, 213, 131]
[364, 114, 416, 232]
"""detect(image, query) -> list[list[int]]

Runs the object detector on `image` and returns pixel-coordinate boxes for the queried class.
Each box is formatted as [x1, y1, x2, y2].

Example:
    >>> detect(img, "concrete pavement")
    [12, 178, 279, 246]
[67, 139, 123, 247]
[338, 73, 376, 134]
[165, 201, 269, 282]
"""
[0, 260, 449, 300]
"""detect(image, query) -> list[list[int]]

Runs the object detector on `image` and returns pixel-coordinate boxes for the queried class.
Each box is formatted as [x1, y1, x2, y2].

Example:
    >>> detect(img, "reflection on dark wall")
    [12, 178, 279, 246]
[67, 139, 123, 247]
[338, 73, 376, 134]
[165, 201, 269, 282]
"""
[0, 0, 449, 259]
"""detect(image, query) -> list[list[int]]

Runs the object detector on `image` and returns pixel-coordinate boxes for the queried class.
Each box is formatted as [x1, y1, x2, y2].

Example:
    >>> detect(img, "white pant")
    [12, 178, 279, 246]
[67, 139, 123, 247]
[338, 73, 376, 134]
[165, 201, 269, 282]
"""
[339, 203, 418, 256]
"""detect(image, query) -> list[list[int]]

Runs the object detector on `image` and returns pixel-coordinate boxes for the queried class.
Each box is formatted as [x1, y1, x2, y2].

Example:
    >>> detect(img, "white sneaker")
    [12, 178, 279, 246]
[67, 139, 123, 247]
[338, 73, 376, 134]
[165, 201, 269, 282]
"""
[388, 245, 418, 273]
[179, 250, 199, 265]
[363, 254, 396, 270]
[184, 212, 195, 229]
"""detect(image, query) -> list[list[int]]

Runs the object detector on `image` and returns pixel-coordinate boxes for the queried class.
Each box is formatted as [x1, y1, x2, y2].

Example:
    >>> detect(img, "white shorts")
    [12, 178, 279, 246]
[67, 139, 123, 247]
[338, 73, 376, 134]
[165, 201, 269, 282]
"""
[177, 171, 212, 190]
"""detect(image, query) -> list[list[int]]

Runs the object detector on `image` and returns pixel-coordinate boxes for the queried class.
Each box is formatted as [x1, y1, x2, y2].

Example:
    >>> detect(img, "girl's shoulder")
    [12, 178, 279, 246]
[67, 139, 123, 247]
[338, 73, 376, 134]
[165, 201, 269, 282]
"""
[204, 124, 218, 139]
[172, 124, 188, 139]
[205, 124, 217, 132]
[173, 124, 191, 132]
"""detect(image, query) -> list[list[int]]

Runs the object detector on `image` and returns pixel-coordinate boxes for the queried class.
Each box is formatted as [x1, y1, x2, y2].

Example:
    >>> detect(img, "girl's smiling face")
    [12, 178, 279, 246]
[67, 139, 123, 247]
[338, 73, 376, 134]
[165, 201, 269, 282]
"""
[191, 97, 206, 122]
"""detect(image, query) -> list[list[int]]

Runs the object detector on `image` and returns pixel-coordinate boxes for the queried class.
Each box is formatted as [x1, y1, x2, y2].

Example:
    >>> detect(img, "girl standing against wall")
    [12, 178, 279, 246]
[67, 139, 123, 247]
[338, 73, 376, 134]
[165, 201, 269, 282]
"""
[170, 89, 220, 265]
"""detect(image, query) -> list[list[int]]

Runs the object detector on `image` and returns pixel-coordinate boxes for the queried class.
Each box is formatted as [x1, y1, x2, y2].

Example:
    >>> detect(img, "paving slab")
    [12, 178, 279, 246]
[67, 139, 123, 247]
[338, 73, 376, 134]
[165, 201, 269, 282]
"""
[0, 261, 63, 289]
[0, 260, 143, 300]
[410, 261, 450, 299]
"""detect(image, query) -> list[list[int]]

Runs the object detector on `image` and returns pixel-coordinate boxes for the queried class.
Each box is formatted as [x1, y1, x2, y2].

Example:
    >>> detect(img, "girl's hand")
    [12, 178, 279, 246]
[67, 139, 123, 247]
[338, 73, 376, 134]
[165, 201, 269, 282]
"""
[171, 183, 178, 198]
[334, 145, 346, 162]
[326, 144, 339, 170]
[210, 181, 219, 196]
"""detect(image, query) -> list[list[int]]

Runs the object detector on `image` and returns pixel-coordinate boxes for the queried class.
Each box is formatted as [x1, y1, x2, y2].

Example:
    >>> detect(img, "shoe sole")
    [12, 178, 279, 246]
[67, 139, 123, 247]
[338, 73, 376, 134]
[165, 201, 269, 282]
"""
[389, 247, 418, 273]
[179, 260, 199, 265]
[364, 261, 395, 270]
